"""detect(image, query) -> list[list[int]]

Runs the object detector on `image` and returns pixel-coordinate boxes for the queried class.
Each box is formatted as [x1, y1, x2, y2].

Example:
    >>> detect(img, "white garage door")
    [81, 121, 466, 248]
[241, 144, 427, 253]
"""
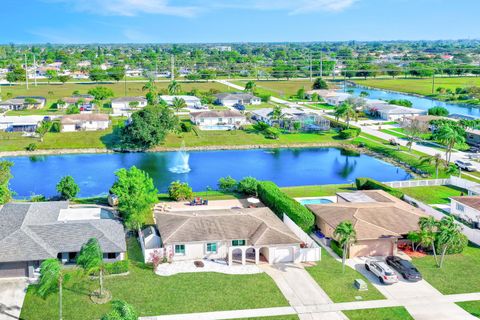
[273, 247, 293, 263]
[0, 262, 28, 278]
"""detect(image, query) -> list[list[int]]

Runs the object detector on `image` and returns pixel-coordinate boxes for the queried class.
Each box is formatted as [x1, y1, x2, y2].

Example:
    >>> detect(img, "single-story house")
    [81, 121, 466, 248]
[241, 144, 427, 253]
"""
[154, 207, 302, 265]
[111, 96, 148, 116]
[466, 129, 480, 147]
[215, 93, 261, 107]
[450, 196, 480, 227]
[400, 115, 448, 130]
[307, 190, 425, 258]
[0, 96, 46, 111]
[190, 110, 247, 130]
[364, 103, 426, 121]
[160, 95, 203, 109]
[61, 114, 110, 132]
[305, 89, 339, 100]
[251, 107, 330, 131]
[0, 115, 47, 132]
[0, 201, 126, 278]
[324, 92, 352, 106]
[60, 94, 95, 109]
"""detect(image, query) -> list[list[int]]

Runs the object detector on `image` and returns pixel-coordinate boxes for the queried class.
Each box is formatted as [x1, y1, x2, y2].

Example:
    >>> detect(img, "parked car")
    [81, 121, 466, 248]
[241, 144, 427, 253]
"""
[365, 259, 398, 284]
[454, 160, 477, 172]
[386, 256, 422, 282]
[389, 138, 399, 146]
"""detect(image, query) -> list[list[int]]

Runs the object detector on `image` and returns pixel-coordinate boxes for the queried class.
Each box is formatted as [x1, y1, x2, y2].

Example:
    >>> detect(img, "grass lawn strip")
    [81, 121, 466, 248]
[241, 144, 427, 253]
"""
[343, 307, 414, 320]
[398, 185, 467, 204]
[20, 238, 288, 320]
[456, 301, 480, 318]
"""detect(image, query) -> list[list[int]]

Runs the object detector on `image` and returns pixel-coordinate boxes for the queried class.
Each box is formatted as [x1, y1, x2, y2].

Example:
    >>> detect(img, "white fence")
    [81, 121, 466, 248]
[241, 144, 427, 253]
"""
[283, 215, 321, 262]
[403, 195, 480, 246]
[383, 179, 448, 189]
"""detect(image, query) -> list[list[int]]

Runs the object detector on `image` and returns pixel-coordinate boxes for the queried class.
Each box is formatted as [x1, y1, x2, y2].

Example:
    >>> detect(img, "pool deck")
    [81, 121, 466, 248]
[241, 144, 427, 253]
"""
[294, 196, 337, 203]
[157, 198, 265, 212]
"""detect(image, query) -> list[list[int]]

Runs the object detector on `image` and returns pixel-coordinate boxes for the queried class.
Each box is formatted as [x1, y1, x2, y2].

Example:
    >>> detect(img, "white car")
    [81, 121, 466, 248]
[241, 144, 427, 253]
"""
[365, 259, 399, 285]
[455, 160, 476, 172]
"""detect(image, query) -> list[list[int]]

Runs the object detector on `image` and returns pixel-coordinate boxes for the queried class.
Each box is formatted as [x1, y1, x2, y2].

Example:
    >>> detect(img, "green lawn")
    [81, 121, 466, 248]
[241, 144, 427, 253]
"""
[305, 250, 385, 303]
[233, 316, 299, 320]
[20, 238, 288, 320]
[354, 77, 480, 96]
[399, 185, 467, 204]
[457, 301, 480, 318]
[233, 80, 314, 98]
[343, 307, 414, 320]
[412, 244, 480, 295]
[281, 184, 355, 198]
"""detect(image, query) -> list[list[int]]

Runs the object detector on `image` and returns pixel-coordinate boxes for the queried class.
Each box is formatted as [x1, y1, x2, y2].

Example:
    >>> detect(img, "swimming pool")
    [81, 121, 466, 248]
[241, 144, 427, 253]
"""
[298, 198, 334, 205]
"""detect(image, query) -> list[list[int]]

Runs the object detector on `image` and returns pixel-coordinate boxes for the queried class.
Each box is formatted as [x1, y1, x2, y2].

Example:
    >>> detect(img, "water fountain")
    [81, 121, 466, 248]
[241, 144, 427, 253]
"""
[169, 141, 191, 173]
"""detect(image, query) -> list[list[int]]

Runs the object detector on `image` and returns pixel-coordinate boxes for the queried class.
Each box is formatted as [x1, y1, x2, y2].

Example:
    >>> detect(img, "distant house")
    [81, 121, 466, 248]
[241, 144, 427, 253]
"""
[61, 114, 110, 132]
[0, 202, 126, 278]
[252, 107, 330, 131]
[111, 96, 148, 116]
[305, 89, 339, 100]
[324, 92, 351, 106]
[160, 95, 203, 109]
[450, 196, 480, 227]
[0, 115, 47, 132]
[154, 207, 301, 265]
[400, 115, 447, 130]
[466, 129, 480, 147]
[215, 93, 261, 107]
[364, 104, 426, 121]
[190, 110, 247, 130]
[0, 96, 46, 111]
[60, 94, 95, 109]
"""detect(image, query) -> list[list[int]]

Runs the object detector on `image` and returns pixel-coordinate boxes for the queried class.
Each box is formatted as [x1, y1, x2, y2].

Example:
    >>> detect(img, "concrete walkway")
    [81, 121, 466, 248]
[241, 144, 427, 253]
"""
[0, 278, 28, 320]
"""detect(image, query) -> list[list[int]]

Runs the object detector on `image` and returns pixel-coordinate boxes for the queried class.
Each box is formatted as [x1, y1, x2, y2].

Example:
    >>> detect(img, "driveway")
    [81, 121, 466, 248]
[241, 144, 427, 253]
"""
[347, 257, 476, 320]
[0, 278, 29, 320]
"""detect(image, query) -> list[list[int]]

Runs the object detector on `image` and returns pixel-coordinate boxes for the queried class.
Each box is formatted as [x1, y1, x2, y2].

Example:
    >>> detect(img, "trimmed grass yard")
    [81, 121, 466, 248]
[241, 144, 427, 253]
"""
[234, 317, 299, 320]
[233, 80, 314, 98]
[343, 307, 414, 320]
[281, 184, 355, 198]
[20, 238, 288, 320]
[457, 301, 480, 318]
[305, 250, 385, 303]
[399, 185, 467, 204]
[412, 244, 480, 295]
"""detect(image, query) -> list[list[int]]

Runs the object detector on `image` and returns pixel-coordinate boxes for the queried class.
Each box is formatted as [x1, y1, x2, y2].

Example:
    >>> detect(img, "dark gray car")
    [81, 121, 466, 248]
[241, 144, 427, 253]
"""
[386, 256, 422, 282]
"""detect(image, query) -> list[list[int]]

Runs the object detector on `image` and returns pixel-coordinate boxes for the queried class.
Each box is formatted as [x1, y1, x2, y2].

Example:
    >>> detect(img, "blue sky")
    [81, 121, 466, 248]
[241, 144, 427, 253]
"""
[2, 0, 479, 43]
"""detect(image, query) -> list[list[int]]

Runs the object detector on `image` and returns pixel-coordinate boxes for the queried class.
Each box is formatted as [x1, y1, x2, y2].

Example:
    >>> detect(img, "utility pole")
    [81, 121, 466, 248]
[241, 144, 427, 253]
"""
[432, 73, 435, 94]
[170, 54, 175, 81]
[24, 54, 29, 90]
[344, 71, 347, 92]
[124, 75, 127, 97]
[33, 54, 37, 87]
[320, 51, 323, 78]
[309, 54, 313, 82]
[332, 59, 336, 81]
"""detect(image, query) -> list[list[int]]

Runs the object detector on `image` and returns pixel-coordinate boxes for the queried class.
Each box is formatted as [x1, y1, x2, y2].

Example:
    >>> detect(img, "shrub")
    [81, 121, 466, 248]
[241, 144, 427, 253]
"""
[428, 106, 449, 116]
[25, 143, 37, 151]
[355, 177, 404, 199]
[218, 176, 237, 193]
[237, 177, 258, 196]
[257, 181, 315, 232]
[253, 121, 270, 132]
[258, 94, 271, 103]
[388, 99, 413, 107]
[50, 121, 61, 133]
[104, 260, 129, 275]
[56, 176, 80, 200]
[330, 240, 344, 258]
[264, 127, 280, 139]
[312, 77, 328, 90]
[338, 128, 360, 139]
[435, 233, 468, 254]
[168, 181, 193, 201]
[180, 121, 193, 132]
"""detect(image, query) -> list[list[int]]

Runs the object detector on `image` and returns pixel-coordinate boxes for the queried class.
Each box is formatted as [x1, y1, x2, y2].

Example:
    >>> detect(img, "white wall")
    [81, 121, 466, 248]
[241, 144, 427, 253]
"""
[283, 215, 321, 262]
[450, 199, 480, 224]
[171, 241, 229, 261]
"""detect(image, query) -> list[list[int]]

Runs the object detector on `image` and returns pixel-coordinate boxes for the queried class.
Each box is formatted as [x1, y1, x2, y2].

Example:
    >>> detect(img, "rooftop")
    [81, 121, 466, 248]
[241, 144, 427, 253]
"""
[111, 96, 147, 103]
[451, 196, 480, 210]
[215, 92, 259, 100]
[191, 110, 244, 118]
[61, 113, 109, 124]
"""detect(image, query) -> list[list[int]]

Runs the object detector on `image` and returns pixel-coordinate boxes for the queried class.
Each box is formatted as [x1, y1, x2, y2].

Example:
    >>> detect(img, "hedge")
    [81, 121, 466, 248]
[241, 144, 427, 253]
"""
[355, 177, 404, 199]
[105, 259, 129, 275]
[257, 181, 315, 232]
[330, 240, 344, 258]
[338, 128, 360, 139]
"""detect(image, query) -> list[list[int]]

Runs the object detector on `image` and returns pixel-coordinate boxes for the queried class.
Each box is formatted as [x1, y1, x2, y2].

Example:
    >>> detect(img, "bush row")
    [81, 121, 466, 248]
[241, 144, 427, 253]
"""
[338, 128, 361, 139]
[257, 181, 315, 232]
[104, 259, 129, 275]
[330, 240, 344, 258]
[355, 177, 404, 199]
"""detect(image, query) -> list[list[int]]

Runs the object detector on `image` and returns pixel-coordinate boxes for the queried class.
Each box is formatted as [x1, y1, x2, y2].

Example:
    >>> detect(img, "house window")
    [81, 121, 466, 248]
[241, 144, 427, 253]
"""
[232, 240, 246, 246]
[68, 252, 77, 263]
[456, 203, 465, 212]
[106, 252, 117, 259]
[174, 244, 186, 255]
[218, 118, 223, 123]
[206, 243, 217, 253]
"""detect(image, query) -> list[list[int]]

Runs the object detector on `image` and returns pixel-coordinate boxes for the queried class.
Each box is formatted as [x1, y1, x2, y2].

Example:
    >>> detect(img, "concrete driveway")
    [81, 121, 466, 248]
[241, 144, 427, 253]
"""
[0, 278, 29, 320]
[347, 257, 476, 320]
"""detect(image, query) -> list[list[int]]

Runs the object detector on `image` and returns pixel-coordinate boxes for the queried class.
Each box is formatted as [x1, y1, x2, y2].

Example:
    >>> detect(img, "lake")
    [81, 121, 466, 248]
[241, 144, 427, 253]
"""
[3, 148, 412, 199]
[344, 84, 480, 118]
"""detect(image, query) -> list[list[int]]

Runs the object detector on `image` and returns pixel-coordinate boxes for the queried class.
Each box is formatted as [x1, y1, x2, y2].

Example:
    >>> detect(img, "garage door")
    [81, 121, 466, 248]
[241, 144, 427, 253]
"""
[273, 247, 293, 263]
[0, 262, 28, 278]
[350, 240, 394, 258]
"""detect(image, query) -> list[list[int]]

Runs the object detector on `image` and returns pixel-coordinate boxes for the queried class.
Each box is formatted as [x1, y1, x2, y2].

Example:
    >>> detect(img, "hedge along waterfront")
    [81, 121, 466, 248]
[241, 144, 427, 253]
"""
[355, 177, 404, 199]
[257, 181, 315, 232]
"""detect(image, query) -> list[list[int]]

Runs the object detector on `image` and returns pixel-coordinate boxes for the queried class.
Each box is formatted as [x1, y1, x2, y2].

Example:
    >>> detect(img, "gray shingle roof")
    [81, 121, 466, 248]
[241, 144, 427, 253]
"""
[215, 92, 259, 101]
[0, 202, 126, 263]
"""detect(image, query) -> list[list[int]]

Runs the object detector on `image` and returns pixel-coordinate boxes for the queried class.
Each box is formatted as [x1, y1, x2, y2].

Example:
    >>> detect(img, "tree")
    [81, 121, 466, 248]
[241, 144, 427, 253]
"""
[6, 67, 25, 84]
[264, 126, 280, 139]
[334, 102, 356, 128]
[107, 67, 125, 82]
[110, 166, 158, 230]
[334, 220, 356, 273]
[271, 105, 283, 124]
[237, 177, 258, 196]
[77, 238, 108, 299]
[218, 176, 237, 193]
[168, 80, 181, 95]
[101, 300, 138, 320]
[403, 118, 428, 151]
[437, 216, 464, 268]
[57, 75, 71, 84]
[168, 181, 193, 201]
[121, 105, 178, 149]
[420, 153, 446, 178]
[433, 124, 465, 164]
[359, 91, 369, 97]
[89, 67, 108, 83]
[244, 81, 257, 93]
[172, 97, 187, 112]
[36, 120, 51, 142]
[0, 161, 13, 206]
[418, 216, 439, 266]
[312, 77, 328, 90]
[428, 106, 449, 116]
[88, 87, 114, 100]
[46, 70, 58, 84]
[296, 88, 305, 100]
[56, 176, 79, 200]
[66, 105, 80, 114]
[385, 64, 401, 78]
[36, 259, 70, 320]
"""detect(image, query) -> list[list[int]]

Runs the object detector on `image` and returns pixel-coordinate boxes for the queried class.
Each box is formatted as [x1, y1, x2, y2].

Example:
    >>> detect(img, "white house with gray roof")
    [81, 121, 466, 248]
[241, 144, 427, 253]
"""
[111, 96, 148, 116]
[215, 92, 261, 107]
[0, 202, 126, 278]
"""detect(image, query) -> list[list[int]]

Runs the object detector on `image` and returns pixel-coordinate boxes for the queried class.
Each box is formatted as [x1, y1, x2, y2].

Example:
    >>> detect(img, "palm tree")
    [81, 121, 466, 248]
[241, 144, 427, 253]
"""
[434, 125, 466, 164]
[244, 81, 257, 93]
[172, 97, 187, 112]
[142, 79, 156, 94]
[101, 300, 138, 320]
[36, 259, 70, 320]
[437, 216, 463, 268]
[334, 220, 356, 273]
[77, 238, 108, 299]
[420, 153, 446, 178]
[418, 216, 439, 266]
[168, 80, 181, 95]
[334, 102, 356, 128]
[270, 105, 283, 126]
